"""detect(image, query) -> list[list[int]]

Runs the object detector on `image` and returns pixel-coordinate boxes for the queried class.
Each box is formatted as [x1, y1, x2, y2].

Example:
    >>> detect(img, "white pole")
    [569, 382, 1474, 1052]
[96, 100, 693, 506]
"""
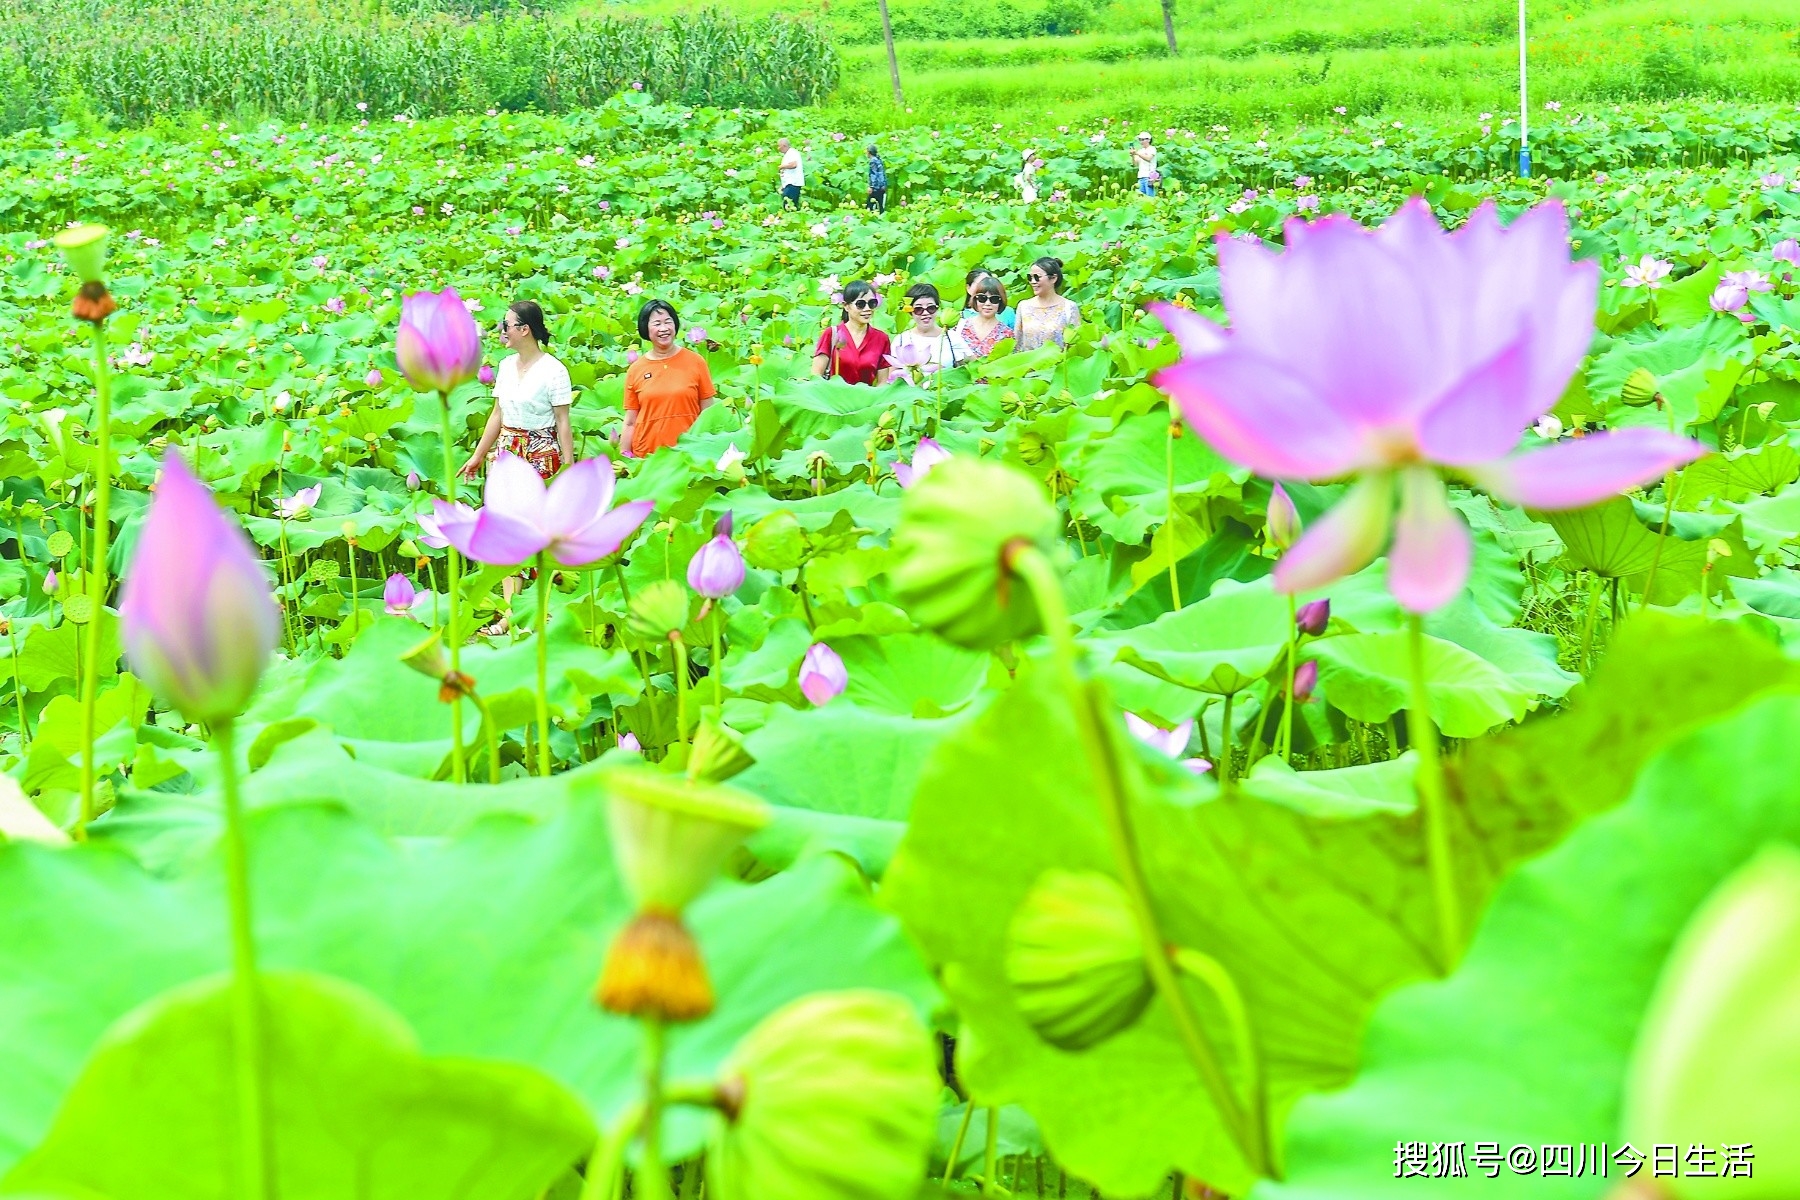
[1518, 0, 1531, 177]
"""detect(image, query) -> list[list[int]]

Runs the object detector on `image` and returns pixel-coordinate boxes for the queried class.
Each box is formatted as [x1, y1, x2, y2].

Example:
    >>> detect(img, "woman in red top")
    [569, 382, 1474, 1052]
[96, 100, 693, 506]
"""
[811, 280, 891, 385]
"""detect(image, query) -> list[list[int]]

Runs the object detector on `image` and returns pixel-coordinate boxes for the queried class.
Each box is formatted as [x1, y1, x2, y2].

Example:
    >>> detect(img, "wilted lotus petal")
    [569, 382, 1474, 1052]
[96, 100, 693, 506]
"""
[120, 453, 280, 724]
[799, 643, 847, 706]
[395, 286, 482, 393]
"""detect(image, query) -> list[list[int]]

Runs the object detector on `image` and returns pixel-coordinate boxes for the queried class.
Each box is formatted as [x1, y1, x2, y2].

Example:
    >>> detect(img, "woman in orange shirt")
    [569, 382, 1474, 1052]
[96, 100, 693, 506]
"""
[619, 299, 717, 458]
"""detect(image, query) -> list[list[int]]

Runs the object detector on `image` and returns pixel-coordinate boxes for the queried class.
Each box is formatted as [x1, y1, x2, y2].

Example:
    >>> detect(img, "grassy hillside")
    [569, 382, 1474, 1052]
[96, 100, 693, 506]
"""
[595, 0, 1800, 129]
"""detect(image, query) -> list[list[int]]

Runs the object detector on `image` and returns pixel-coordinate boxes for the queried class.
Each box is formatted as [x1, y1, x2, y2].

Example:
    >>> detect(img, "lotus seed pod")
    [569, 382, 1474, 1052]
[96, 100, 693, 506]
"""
[1005, 868, 1153, 1051]
[743, 510, 810, 573]
[601, 767, 770, 913]
[1623, 845, 1800, 1198]
[596, 909, 716, 1023]
[1621, 367, 1660, 406]
[889, 457, 1059, 651]
[1017, 430, 1050, 466]
[52, 223, 109, 285]
[707, 991, 939, 1200]
[627, 578, 692, 642]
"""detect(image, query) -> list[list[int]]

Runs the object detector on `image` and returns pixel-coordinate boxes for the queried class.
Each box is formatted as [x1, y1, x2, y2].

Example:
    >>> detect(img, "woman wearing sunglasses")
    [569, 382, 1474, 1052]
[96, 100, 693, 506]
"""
[951, 273, 1015, 362]
[888, 283, 959, 383]
[460, 299, 573, 483]
[812, 280, 892, 386]
[961, 267, 1015, 325]
[1014, 256, 1081, 352]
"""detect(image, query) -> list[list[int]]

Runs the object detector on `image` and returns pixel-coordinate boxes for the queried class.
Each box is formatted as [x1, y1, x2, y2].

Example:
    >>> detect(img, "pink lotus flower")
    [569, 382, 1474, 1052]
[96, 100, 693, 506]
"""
[1622, 255, 1672, 289]
[1152, 199, 1704, 612]
[1774, 239, 1800, 265]
[324, 296, 345, 314]
[1295, 195, 1320, 213]
[1710, 282, 1750, 316]
[396, 286, 482, 393]
[1761, 173, 1786, 188]
[893, 437, 951, 488]
[617, 731, 642, 753]
[121, 454, 279, 724]
[383, 573, 419, 615]
[1291, 658, 1318, 702]
[1720, 269, 1771, 294]
[432, 451, 651, 568]
[1124, 712, 1212, 774]
[478, 364, 496, 386]
[276, 483, 322, 518]
[42, 569, 57, 595]
[405, 470, 421, 491]
[418, 501, 475, 549]
[884, 340, 934, 375]
[687, 511, 745, 599]
[364, 367, 383, 387]
[799, 642, 847, 706]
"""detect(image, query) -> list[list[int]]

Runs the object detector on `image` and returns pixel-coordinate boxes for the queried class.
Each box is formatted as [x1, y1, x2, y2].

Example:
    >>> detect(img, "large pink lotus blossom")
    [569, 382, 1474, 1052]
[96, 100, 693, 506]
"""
[121, 454, 280, 723]
[432, 451, 651, 568]
[1152, 199, 1703, 612]
[893, 437, 951, 488]
[395, 286, 482, 394]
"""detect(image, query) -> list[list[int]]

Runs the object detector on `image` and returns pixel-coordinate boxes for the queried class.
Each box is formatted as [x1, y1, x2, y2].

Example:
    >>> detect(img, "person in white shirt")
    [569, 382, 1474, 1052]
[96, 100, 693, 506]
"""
[1014, 147, 1042, 203]
[460, 299, 574, 635]
[778, 137, 804, 209]
[887, 283, 960, 383]
[1131, 132, 1159, 197]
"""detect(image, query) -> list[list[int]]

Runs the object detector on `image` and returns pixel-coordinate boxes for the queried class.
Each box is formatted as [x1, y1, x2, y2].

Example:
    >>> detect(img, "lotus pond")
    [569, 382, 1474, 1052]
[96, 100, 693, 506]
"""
[1, 93, 1799, 1200]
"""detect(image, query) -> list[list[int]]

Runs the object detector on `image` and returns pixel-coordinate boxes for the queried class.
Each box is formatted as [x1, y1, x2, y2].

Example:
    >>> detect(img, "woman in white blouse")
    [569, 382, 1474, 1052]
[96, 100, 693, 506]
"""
[459, 300, 574, 635]
[460, 300, 574, 483]
[887, 283, 960, 383]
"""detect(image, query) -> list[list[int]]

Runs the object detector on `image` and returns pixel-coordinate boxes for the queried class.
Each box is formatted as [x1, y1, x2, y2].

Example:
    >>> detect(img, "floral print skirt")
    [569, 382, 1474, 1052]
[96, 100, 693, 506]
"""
[491, 426, 561, 480]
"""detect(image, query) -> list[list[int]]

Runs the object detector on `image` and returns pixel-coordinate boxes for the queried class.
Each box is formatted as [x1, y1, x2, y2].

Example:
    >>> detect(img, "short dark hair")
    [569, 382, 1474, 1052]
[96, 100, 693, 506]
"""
[905, 282, 940, 305]
[636, 298, 680, 340]
[964, 267, 989, 290]
[1030, 257, 1066, 291]
[969, 273, 1006, 310]
[507, 300, 551, 345]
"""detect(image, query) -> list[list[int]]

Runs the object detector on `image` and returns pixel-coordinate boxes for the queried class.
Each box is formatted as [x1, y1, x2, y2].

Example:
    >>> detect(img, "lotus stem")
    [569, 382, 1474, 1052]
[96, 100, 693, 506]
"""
[671, 634, 689, 753]
[1405, 614, 1461, 973]
[1279, 595, 1297, 759]
[1171, 946, 1268, 1163]
[77, 318, 114, 836]
[577, 1100, 644, 1200]
[1009, 546, 1267, 1175]
[535, 551, 553, 777]
[1218, 691, 1235, 787]
[468, 690, 501, 785]
[982, 1105, 1000, 1195]
[213, 720, 273, 1200]
[1165, 400, 1181, 609]
[8, 622, 31, 752]
[638, 1017, 673, 1200]
[438, 389, 467, 784]
[710, 614, 724, 710]
[943, 1101, 975, 1185]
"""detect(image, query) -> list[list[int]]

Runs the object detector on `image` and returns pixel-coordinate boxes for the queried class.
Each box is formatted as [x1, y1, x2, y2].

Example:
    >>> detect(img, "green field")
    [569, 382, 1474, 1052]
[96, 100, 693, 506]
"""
[600, 0, 1800, 128]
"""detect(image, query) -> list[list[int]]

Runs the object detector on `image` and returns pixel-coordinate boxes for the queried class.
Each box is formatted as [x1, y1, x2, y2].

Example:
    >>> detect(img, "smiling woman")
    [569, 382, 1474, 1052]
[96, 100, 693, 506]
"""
[620, 299, 719, 458]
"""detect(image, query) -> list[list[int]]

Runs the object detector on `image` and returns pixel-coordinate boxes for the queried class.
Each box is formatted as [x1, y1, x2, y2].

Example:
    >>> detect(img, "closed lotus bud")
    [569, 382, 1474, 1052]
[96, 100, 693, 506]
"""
[799, 642, 847, 706]
[744, 510, 809, 573]
[1005, 868, 1152, 1050]
[1292, 658, 1318, 703]
[365, 367, 384, 388]
[405, 470, 421, 491]
[628, 579, 692, 641]
[478, 363, 496, 386]
[52, 223, 109, 285]
[1266, 482, 1301, 550]
[1621, 367, 1660, 406]
[687, 511, 746, 600]
[120, 454, 280, 725]
[707, 991, 939, 1200]
[395, 286, 482, 394]
[889, 457, 1060, 651]
[1623, 846, 1800, 1197]
[1295, 598, 1330, 636]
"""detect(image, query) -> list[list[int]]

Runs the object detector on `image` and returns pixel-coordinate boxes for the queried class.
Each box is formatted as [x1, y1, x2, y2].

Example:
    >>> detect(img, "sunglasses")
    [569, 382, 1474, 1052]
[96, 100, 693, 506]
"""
[973, 292, 1001, 304]
[850, 297, 880, 309]
[912, 304, 939, 315]
[497, 320, 524, 334]
[1027, 273, 1050, 284]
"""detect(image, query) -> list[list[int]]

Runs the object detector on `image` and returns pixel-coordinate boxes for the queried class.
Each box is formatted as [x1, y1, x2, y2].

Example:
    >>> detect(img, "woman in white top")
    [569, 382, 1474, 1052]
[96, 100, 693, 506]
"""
[460, 300, 574, 483]
[460, 299, 574, 636]
[887, 283, 959, 383]
[1014, 148, 1041, 203]
[1131, 132, 1159, 197]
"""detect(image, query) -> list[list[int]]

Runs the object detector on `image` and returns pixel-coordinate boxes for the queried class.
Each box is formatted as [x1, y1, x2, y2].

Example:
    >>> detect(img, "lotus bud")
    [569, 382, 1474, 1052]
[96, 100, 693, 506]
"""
[1295, 598, 1330, 636]
[364, 367, 383, 388]
[707, 991, 939, 1200]
[478, 363, 496, 386]
[119, 453, 280, 725]
[1266, 482, 1301, 550]
[628, 579, 692, 641]
[799, 642, 847, 706]
[1621, 367, 1659, 406]
[687, 511, 746, 600]
[1018, 430, 1050, 465]
[889, 457, 1060, 651]
[383, 573, 417, 616]
[743, 510, 810, 573]
[52, 223, 109, 284]
[405, 470, 421, 491]
[42, 569, 58, 596]
[1292, 658, 1318, 703]
[595, 769, 770, 1022]
[1005, 868, 1152, 1050]
[1623, 845, 1800, 1194]
[395, 286, 482, 394]
[617, 731, 643, 753]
